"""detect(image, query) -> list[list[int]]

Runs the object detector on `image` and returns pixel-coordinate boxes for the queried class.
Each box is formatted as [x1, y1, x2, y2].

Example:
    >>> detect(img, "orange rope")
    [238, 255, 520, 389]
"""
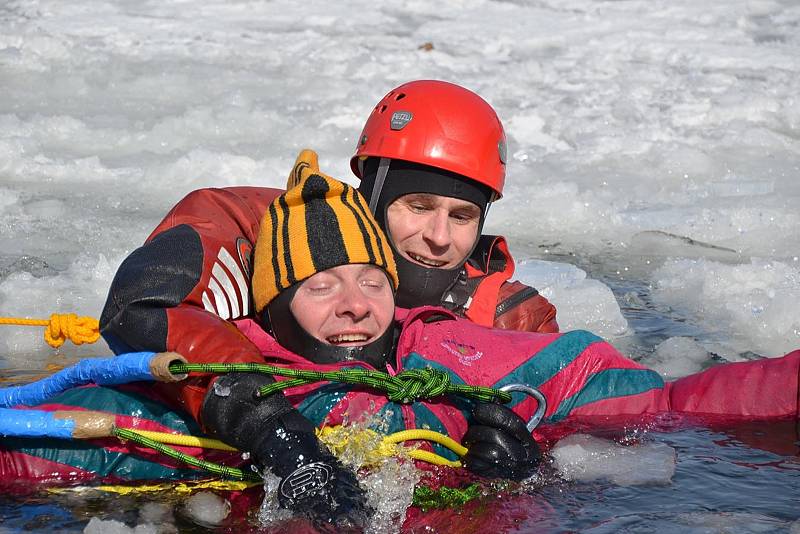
[0, 314, 100, 348]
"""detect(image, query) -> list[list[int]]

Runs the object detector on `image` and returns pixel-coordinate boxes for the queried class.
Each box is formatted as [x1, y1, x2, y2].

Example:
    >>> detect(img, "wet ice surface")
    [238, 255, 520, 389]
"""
[1, 0, 800, 532]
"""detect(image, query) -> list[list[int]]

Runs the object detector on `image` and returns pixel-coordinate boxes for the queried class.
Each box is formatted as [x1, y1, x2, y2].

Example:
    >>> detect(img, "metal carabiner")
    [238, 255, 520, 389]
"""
[499, 384, 547, 433]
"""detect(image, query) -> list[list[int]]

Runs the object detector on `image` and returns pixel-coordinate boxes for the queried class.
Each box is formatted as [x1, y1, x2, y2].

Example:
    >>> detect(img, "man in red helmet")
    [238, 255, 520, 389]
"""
[99, 81, 557, 418]
[351, 80, 557, 332]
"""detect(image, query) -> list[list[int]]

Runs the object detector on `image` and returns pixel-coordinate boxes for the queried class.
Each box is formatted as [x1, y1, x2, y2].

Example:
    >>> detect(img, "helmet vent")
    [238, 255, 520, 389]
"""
[395, 93, 406, 101]
[379, 104, 388, 113]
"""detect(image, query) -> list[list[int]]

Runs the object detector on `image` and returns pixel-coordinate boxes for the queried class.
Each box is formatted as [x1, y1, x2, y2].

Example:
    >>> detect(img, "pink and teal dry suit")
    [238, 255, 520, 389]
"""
[1, 307, 798, 488]
[234, 307, 800, 458]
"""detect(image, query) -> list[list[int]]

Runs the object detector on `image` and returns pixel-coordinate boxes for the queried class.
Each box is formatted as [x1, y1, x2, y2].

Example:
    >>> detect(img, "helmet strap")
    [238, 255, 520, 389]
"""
[368, 157, 391, 214]
[484, 194, 495, 220]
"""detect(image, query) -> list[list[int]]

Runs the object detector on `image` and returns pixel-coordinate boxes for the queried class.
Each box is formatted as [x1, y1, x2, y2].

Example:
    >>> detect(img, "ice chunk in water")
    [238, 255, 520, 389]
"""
[515, 258, 587, 289]
[182, 491, 230, 527]
[212, 380, 231, 397]
[652, 258, 800, 356]
[516, 259, 629, 338]
[551, 434, 676, 486]
[83, 517, 158, 534]
[638, 336, 710, 378]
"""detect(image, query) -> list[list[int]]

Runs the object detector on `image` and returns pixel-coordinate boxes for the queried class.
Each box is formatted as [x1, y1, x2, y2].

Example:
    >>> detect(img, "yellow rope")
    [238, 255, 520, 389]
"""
[47, 428, 464, 497]
[125, 429, 238, 452]
[47, 479, 258, 496]
[120, 426, 466, 468]
[383, 429, 466, 467]
[407, 450, 461, 468]
[317, 425, 465, 467]
[382, 429, 469, 457]
[0, 313, 100, 348]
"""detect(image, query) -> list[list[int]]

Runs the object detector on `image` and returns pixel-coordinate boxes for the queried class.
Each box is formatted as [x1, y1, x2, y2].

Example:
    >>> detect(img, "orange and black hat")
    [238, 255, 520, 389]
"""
[252, 153, 398, 314]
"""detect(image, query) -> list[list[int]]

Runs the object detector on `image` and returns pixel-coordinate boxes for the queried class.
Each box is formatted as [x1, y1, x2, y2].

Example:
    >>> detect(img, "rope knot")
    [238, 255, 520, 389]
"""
[44, 313, 100, 348]
[386, 368, 451, 404]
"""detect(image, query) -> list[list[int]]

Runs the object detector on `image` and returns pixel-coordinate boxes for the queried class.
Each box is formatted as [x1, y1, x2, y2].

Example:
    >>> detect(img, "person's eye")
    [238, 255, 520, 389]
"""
[409, 202, 430, 213]
[451, 211, 478, 223]
[359, 275, 388, 294]
[305, 284, 332, 295]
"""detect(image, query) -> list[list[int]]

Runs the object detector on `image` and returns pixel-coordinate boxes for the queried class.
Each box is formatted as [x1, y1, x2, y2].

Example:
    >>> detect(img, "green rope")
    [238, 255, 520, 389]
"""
[111, 427, 260, 482]
[412, 483, 483, 510]
[168, 362, 511, 405]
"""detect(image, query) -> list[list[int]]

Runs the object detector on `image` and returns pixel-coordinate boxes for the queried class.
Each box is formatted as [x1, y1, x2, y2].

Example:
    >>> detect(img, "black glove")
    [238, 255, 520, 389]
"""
[202, 372, 371, 528]
[462, 402, 541, 481]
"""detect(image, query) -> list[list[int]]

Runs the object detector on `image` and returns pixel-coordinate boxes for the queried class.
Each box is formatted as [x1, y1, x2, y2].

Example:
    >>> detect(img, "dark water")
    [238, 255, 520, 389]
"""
[537, 425, 800, 533]
[1, 424, 798, 533]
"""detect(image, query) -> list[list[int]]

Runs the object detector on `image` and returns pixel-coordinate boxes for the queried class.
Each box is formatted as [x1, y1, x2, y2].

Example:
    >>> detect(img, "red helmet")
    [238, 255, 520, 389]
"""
[351, 80, 507, 199]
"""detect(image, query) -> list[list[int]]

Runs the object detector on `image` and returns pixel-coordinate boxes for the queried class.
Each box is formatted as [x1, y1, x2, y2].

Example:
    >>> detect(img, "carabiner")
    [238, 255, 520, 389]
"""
[498, 384, 547, 433]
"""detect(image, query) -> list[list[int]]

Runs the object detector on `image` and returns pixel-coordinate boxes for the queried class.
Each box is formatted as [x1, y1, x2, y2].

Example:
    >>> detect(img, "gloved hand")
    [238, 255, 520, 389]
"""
[461, 402, 541, 481]
[202, 372, 371, 528]
[258, 410, 371, 529]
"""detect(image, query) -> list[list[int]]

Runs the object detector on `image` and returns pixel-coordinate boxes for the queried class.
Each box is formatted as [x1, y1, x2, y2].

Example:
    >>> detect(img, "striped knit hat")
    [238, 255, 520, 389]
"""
[252, 155, 398, 314]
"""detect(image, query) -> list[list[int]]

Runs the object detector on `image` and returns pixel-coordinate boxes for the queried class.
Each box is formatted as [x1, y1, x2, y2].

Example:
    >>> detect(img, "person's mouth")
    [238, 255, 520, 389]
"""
[326, 332, 372, 346]
[407, 252, 448, 268]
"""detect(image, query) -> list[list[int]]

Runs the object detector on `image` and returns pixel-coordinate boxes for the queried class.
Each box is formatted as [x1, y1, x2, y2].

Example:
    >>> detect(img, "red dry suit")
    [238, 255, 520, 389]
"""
[99, 187, 558, 421]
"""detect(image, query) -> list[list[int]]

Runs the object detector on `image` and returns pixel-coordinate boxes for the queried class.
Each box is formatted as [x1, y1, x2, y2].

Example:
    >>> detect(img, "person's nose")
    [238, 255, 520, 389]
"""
[422, 209, 452, 250]
[334, 282, 371, 321]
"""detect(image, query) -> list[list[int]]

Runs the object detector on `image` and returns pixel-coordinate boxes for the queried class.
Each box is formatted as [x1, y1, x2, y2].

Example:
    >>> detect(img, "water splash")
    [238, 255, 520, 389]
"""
[257, 412, 422, 533]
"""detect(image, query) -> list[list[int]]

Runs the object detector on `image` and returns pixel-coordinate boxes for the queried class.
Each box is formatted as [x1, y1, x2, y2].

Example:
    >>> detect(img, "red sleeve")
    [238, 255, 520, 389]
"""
[100, 186, 283, 421]
[464, 235, 560, 333]
[148, 186, 280, 324]
[667, 350, 800, 418]
[493, 281, 559, 333]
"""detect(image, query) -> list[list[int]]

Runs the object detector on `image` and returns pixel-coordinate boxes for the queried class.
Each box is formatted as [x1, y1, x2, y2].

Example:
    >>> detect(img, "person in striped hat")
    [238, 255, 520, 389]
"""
[250, 168, 399, 370]
[201, 169, 403, 528]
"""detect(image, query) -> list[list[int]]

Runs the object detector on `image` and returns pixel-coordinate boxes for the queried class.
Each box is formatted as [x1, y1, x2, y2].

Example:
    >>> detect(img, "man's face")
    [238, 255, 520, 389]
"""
[290, 264, 395, 347]
[386, 193, 481, 270]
